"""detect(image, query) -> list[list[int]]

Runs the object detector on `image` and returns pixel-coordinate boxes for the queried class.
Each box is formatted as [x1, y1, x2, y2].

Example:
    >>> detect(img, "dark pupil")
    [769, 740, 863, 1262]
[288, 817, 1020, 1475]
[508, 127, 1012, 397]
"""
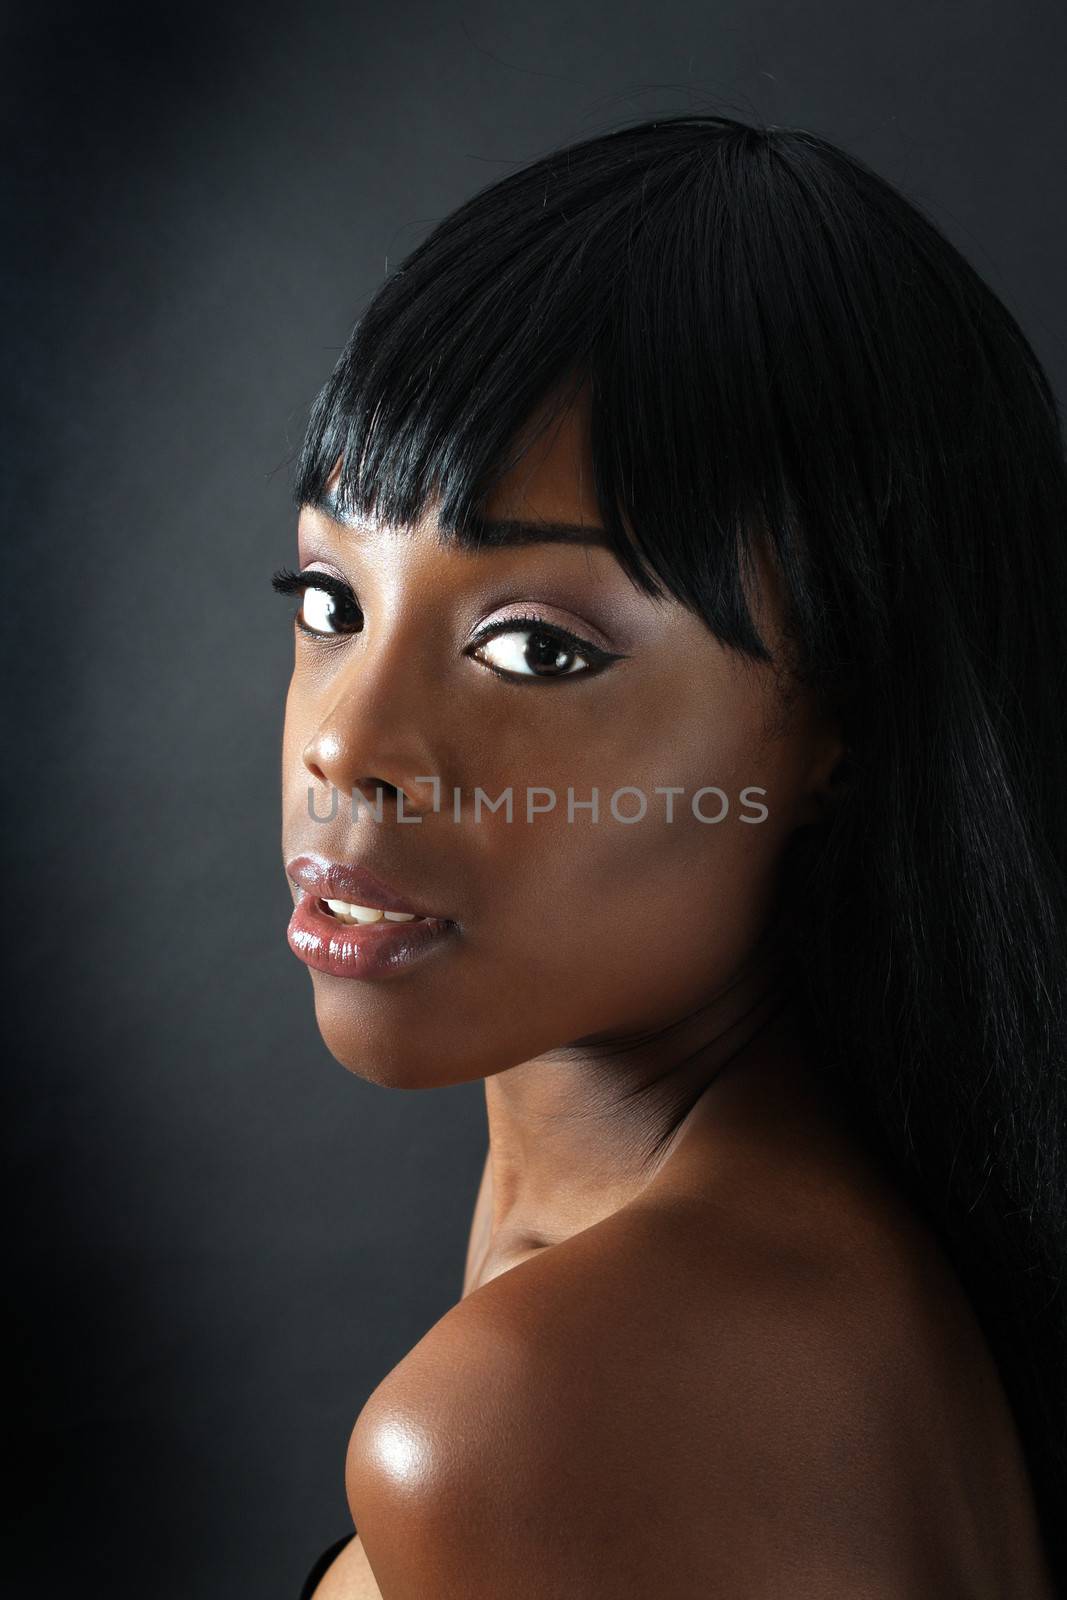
[325, 592, 359, 630]
[526, 630, 571, 675]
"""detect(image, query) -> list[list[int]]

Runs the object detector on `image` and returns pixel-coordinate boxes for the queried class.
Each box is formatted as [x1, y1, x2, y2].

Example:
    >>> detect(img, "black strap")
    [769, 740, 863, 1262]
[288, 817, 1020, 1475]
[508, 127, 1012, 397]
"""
[298, 1532, 357, 1600]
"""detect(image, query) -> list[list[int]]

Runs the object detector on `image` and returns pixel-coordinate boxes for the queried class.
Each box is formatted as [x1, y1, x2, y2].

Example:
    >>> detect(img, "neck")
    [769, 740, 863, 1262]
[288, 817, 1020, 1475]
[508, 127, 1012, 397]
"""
[480, 949, 801, 1257]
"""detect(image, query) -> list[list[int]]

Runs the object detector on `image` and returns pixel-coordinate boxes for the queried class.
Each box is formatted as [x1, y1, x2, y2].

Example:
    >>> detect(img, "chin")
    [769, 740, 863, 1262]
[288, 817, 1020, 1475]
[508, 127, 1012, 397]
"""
[308, 973, 476, 1090]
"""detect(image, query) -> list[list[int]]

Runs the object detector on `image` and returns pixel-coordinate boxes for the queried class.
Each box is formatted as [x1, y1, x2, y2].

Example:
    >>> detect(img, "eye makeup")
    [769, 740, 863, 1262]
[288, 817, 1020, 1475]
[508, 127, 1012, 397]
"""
[271, 567, 630, 680]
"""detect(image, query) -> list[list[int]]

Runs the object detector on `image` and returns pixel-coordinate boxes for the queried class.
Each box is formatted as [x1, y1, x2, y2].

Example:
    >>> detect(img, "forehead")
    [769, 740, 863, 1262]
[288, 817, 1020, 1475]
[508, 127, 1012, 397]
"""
[481, 386, 601, 527]
[318, 384, 602, 531]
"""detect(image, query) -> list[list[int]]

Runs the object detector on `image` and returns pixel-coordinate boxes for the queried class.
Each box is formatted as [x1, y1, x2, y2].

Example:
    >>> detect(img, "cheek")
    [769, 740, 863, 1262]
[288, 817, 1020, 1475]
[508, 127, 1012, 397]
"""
[281, 683, 298, 779]
[281, 671, 319, 814]
[280, 686, 302, 816]
[463, 718, 801, 1035]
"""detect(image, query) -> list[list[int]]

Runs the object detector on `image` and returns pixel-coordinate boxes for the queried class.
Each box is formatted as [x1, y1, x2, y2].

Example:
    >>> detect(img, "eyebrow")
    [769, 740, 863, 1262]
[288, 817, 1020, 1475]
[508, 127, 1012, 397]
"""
[304, 489, 612, 551]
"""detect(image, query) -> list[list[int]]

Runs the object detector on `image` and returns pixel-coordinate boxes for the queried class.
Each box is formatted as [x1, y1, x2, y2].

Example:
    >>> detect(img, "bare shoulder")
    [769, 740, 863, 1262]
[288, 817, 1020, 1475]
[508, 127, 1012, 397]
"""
[345, 1167, 1046, 1598]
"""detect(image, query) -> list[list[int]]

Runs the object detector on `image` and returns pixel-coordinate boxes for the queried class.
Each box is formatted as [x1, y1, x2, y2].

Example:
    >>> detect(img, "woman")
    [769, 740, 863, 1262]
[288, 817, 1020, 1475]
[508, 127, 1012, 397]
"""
[276, 113, 1066, 1597]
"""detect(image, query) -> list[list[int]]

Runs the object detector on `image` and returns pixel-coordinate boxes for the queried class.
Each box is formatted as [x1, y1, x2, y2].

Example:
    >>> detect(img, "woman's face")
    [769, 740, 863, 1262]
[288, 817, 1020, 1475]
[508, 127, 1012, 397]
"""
[281, 394, 840, 1086]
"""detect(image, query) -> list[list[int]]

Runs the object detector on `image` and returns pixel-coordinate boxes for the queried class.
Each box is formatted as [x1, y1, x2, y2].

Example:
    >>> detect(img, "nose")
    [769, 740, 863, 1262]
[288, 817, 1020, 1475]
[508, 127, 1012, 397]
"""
[301, 653, 441, 819]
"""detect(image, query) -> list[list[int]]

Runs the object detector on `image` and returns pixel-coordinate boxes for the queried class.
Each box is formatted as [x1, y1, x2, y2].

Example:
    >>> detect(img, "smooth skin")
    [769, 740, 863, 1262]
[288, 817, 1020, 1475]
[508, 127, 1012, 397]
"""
[283, 391, 1054, 1598]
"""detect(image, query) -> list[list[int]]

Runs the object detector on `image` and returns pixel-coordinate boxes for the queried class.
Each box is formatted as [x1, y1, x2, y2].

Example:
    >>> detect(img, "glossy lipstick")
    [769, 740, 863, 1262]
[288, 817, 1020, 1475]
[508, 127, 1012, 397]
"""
[285, 854, 457, 981]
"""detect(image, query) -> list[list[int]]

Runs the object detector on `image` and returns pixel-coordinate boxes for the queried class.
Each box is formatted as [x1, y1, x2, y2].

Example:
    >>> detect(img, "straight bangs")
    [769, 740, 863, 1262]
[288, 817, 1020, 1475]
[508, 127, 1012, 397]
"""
[292, 117, 881, 686]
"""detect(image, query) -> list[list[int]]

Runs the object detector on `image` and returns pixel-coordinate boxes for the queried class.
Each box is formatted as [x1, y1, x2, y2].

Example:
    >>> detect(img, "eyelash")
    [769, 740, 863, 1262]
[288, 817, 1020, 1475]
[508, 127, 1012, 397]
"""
[270, 567, 623, 680]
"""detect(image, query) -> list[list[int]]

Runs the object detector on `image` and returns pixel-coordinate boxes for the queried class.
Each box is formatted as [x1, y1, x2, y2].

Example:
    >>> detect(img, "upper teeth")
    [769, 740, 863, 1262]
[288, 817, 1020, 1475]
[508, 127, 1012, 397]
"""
[325, 898, 418, 925]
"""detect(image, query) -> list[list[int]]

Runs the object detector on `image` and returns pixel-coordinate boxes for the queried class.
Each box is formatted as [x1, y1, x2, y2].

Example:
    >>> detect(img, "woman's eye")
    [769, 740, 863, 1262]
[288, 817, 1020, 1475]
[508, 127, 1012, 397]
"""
[299, 583, 362, 636]
[271, 567, 363, 637]
[469, 620, 614, 681]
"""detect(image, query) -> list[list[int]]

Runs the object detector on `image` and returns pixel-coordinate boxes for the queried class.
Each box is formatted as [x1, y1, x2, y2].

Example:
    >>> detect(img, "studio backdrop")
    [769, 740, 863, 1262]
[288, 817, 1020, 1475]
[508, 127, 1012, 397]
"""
[5, 1, 1064, 1595]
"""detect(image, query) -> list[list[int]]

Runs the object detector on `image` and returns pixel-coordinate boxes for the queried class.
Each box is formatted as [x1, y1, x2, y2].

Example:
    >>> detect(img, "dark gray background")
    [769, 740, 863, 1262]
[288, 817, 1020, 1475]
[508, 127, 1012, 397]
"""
[5, 1, 1065, 1594]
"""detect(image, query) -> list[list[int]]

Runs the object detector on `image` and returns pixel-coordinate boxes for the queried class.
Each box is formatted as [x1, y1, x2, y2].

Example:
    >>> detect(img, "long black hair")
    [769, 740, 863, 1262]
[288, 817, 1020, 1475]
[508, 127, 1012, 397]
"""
[291, 113, 1067, 1585]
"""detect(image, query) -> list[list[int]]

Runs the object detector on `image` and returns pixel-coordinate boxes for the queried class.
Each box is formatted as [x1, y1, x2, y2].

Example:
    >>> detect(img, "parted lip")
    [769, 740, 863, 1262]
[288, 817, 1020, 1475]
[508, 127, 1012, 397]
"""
[285, 853, 449, 920]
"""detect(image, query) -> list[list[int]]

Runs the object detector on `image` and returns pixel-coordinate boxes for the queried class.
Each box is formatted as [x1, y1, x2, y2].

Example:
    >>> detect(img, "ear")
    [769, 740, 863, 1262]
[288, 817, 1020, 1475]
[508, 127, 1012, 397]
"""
[794, 722, 850, 829]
